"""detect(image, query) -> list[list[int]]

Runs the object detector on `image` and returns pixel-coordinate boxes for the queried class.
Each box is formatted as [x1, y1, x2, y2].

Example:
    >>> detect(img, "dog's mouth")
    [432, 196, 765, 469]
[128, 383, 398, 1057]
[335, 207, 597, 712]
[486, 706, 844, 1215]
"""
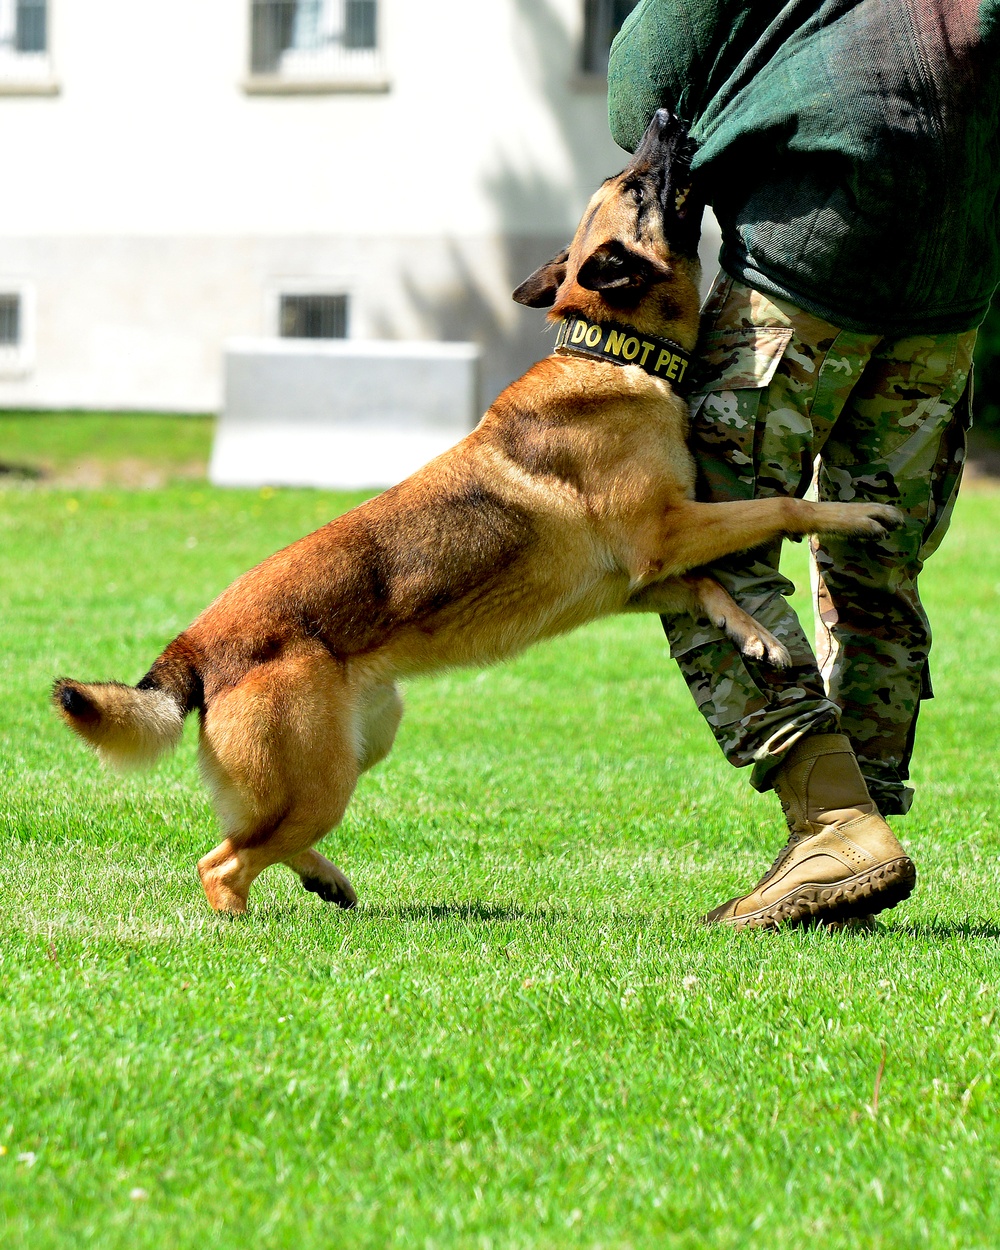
[623, 108, 702, 258]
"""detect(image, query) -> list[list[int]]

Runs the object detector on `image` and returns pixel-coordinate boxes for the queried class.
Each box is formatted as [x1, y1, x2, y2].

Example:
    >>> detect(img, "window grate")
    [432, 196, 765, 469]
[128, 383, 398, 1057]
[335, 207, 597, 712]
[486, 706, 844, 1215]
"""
[344, 0, 376, 49]
[581, 0, 637, 76]
[250, 0, 379, 75]
[251, 0, 295, 74]
[15, 0, 45, 53]
[280, 294, 349, 339]
[0, 294, 20, 347]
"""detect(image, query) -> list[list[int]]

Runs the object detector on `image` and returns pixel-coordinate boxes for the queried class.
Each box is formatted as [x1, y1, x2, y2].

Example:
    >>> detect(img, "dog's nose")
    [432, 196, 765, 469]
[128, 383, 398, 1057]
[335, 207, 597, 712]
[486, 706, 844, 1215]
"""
[630, 108, 681, 165]
[650, 109, 683, 148]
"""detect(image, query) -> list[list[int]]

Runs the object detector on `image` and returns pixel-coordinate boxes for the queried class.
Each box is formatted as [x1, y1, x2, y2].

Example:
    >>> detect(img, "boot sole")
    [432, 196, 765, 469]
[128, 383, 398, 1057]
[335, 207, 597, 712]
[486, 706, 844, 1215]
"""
[712, 856, 916, 931]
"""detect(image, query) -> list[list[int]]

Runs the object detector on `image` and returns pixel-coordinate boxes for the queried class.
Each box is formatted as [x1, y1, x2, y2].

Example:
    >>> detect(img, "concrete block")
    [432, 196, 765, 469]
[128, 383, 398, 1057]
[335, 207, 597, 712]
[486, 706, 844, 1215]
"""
[209, 337, 481, 489]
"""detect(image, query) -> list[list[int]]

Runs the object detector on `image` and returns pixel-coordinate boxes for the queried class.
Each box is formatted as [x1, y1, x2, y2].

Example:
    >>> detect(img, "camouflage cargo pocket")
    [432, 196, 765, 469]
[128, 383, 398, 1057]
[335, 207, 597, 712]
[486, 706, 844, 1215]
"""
[689, 328, 794, 501]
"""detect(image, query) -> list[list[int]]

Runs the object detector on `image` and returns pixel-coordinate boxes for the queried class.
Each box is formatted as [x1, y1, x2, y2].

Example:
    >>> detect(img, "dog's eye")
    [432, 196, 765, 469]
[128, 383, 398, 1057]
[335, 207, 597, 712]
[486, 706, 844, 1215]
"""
[632, 184, 645, 204]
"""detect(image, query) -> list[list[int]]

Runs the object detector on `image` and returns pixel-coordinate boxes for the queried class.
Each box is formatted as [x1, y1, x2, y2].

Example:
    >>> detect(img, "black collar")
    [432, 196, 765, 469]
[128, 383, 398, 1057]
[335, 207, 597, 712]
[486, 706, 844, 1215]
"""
[553, 314, 696, 394]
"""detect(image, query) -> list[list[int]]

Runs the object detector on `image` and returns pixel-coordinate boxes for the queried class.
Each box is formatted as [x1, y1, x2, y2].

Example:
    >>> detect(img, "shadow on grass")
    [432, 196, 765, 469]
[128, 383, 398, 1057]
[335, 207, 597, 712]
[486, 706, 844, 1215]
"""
[232, 900, 644, 926]
[357, 901, 668, 930]
[894, 919, 1000, 941]
[722, 918, 1000, 942]
[361, 901, 556, 924]
[212, 901, 1000, 940]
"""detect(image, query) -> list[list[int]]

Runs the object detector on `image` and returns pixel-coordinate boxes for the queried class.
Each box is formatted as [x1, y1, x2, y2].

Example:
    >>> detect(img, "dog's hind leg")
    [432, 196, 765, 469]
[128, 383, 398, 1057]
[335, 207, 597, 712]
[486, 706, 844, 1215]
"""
[281, 683, 403, 907]
[196, 647, 361, 913]
[285, 848, 358, 908]
[278, 685, 400, 910]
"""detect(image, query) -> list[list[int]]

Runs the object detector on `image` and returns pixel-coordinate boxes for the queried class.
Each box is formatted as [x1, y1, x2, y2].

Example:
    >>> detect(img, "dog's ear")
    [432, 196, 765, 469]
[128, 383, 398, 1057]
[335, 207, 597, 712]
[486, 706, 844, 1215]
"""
[576, 241, 670, 296]
[512, 247, 570, 307]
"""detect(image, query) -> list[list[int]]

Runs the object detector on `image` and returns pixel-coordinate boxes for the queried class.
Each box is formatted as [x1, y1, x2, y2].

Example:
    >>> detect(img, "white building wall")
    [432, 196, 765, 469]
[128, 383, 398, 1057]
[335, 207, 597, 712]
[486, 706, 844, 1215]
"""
[0, 0, 720, 412]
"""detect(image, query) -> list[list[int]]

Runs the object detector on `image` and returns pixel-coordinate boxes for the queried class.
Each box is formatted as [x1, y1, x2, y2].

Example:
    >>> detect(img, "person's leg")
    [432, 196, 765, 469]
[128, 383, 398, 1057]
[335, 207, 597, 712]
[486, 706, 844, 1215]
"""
[666, 276, 881, 784]
[811, 330, 977, 815]
[702, 729, 916, 929]
[666, 277, 917, 928]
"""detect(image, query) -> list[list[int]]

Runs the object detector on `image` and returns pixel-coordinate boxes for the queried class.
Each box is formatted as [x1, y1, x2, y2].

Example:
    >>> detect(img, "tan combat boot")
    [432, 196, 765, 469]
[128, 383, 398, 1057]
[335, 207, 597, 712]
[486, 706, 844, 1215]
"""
[703, 733, 916, 929]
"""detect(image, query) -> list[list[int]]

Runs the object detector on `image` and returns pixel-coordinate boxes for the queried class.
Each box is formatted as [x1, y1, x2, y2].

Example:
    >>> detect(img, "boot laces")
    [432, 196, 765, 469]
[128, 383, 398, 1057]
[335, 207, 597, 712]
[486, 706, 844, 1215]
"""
[756, 824, 810, 887]
[762, 780, 818, 885]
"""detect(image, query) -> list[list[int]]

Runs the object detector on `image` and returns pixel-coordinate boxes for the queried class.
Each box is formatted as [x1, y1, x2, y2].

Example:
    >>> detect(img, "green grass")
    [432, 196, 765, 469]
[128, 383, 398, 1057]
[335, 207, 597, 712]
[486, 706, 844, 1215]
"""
[0, 412, 213, 481]
[3, 464, 1000, 1247]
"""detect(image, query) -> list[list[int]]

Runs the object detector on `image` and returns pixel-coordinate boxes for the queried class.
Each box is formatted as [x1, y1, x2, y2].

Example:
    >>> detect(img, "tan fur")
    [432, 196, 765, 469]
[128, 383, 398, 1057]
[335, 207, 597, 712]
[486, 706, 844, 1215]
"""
[53, 116, 902, 913]
[54, 681, 184, 770]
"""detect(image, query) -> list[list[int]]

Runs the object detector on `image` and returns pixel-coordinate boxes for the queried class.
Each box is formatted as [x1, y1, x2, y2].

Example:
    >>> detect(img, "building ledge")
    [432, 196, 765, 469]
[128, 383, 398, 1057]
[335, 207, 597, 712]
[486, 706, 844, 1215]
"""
[242, 75, 390, 95]
[0, 79, 60, 96]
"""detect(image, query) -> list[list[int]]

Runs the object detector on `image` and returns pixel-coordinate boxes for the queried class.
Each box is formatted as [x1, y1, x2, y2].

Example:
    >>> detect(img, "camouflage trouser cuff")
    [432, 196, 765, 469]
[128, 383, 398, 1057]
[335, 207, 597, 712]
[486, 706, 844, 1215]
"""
[863, 782, 914, 817]
[749, 725, 916, 817]
[747, 708, 842, 794]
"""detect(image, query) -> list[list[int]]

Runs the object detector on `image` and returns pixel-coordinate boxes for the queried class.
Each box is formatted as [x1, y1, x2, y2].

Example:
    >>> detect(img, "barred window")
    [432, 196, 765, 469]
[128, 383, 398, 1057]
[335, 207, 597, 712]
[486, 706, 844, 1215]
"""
[0, 0, 51, 82]
[250, 0, 379, 77]
[0, 293, 20, 346]
[344, 0, 376, 49]
[581, 0, 638, 76]
[280, 294, 349, 340]
[0, 285, 33, 376]
[15, 0, 45, 52]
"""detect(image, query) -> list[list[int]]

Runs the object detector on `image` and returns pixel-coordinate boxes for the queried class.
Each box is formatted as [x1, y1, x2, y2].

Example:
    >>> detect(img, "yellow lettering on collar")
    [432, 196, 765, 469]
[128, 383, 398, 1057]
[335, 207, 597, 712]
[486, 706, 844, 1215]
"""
[570, 319, 589, 345]
[622, 336, 640, 361]
[606, 329, 627, 356]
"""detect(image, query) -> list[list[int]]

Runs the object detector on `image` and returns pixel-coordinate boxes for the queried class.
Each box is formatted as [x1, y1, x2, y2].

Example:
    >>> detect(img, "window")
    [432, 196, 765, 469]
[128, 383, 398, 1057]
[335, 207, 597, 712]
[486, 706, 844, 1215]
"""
[248, 0, 386, 90]
[581, 0, 638, 76]
[280, 294, 349, 339]
[0, 0, 54, 89]
[0, 294, 19, 347]
[0, 285, 34, 376]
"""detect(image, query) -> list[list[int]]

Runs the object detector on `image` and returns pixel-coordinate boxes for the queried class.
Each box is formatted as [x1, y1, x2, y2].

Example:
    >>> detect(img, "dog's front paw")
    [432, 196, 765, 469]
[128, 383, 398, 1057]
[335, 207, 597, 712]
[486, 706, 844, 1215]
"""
[853, 503, 906, 537]
[814, 502, 905, 539]
[741, 631, 791, 668]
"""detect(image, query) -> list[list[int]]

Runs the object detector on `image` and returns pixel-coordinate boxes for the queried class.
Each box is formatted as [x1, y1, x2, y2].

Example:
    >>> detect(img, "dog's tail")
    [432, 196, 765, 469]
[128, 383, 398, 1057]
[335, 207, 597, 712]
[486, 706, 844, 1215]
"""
[52, 636, 202, 771]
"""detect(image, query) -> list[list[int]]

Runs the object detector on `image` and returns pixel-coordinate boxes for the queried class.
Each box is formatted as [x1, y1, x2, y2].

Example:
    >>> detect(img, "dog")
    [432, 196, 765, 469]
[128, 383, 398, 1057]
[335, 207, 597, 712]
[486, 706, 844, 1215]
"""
[53, 111, 901, 914]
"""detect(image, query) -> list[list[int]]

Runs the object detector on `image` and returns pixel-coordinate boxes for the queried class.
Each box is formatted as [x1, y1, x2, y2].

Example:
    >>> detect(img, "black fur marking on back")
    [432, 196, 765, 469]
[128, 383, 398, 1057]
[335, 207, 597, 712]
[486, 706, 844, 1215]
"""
[304, 484, 537, 657]
[490, 396, 587, 492]
[137, 635, 204, 712]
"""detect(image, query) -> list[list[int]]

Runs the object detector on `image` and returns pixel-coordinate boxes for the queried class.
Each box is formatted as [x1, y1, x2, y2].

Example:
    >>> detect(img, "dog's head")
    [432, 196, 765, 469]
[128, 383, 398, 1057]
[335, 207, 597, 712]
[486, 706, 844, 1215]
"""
[513, 110, 703, 338]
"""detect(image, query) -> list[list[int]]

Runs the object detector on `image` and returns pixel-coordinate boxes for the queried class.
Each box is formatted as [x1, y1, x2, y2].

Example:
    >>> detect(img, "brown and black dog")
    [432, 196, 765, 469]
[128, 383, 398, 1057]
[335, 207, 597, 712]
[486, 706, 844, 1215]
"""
[53, 111, 901, 913]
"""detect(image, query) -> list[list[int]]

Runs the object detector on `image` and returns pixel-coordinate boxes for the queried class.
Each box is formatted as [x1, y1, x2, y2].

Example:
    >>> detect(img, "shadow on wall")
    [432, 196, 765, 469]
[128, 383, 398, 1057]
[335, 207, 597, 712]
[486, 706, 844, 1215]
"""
[373, 0, 721, 414]
[371, 0, 587, 410]
[371, 234, 570, 416]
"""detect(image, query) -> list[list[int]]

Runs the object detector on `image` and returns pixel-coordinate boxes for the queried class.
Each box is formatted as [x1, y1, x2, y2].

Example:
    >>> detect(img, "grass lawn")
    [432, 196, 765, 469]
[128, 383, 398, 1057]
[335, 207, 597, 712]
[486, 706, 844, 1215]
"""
[3, 416, 1000, 1247]
[0, 411, 213, 485]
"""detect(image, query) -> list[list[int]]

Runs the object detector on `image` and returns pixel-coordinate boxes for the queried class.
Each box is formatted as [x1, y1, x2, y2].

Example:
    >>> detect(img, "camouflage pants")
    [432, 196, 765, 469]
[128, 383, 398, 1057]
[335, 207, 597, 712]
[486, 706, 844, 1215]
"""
[665, 275, 977, 815]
